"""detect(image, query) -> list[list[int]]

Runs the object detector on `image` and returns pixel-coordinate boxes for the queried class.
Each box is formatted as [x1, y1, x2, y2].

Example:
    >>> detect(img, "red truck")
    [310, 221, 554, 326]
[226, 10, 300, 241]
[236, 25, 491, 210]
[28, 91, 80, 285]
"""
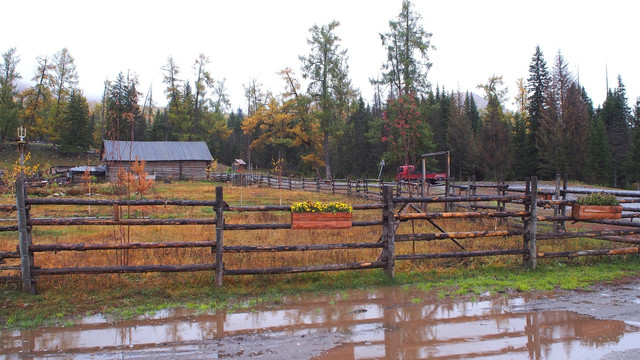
[395, 165, 447, 184]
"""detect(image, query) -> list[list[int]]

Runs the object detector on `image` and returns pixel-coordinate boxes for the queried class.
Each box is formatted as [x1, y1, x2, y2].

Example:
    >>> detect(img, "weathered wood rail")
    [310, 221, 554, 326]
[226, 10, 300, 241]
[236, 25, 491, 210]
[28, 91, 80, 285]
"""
[210, 172, 443, 200]
[1, 176, 639, 294]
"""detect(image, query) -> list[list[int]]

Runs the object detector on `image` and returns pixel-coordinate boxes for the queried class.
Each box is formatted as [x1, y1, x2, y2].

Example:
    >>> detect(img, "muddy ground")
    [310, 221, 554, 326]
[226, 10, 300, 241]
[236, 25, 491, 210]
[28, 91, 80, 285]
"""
[71, 276, 640, 360]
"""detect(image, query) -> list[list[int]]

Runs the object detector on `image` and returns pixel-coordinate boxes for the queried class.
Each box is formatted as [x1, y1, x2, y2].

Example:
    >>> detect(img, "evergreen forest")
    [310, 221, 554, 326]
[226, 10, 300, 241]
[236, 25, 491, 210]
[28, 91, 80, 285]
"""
[1, 1, 639, 187]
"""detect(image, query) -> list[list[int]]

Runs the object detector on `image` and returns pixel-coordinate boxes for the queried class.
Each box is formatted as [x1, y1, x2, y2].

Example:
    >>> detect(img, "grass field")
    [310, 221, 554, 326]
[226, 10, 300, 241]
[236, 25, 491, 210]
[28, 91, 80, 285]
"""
[0, 143, 100, 172]
[1, 179, 639, 329]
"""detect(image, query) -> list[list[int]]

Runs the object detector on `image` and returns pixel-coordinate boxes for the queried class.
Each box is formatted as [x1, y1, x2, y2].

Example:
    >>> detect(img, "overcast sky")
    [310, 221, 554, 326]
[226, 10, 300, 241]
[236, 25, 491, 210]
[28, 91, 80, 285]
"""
[3, 0, 638, 112]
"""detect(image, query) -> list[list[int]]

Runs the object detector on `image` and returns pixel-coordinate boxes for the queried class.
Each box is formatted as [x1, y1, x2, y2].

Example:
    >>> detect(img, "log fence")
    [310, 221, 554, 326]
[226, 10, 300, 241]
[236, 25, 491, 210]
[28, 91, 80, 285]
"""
[1, 175, 639, 294]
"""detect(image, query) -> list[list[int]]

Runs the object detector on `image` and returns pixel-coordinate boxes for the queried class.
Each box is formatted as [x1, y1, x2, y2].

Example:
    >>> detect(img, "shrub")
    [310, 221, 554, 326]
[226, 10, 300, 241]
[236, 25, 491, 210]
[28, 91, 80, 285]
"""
[576, 193, 620, 206]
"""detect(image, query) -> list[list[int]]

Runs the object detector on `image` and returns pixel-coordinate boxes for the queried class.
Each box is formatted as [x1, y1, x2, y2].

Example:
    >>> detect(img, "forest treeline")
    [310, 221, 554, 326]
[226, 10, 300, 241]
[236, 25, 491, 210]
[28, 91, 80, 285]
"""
[1, 0, 639, 187]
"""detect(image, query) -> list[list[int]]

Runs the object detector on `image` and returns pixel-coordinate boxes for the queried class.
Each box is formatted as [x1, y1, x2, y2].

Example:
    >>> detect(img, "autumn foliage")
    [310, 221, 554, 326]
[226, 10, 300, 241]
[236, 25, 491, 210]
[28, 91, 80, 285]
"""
[116, 156, 154, 198]
[381, 92, 433, 165]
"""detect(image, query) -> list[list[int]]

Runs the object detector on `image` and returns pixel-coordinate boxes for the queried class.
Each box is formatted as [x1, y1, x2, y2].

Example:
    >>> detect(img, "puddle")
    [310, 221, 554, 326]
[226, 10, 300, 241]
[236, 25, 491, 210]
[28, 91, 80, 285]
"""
[1, 287, 638, 359]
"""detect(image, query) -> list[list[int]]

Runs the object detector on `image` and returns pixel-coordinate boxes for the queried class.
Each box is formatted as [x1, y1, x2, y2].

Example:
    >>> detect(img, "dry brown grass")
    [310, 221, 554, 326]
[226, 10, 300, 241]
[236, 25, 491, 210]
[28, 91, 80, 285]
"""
[0, 181, 622, 292]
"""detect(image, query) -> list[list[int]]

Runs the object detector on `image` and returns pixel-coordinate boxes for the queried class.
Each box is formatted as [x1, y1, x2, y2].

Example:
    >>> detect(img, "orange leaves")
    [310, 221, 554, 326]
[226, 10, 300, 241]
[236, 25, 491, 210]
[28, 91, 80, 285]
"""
[117, 156, 154, 198]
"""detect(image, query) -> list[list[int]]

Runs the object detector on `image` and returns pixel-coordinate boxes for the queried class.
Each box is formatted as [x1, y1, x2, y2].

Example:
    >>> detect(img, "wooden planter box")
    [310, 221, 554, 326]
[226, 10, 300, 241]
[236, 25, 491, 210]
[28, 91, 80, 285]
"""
[571, 204, 623, 220]
[291, 212, 352, 229]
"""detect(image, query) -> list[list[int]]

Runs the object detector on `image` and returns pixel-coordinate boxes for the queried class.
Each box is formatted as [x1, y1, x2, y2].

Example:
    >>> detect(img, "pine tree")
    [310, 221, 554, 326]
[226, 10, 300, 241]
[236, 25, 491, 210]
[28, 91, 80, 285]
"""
[300, 20, 354, 179]
[375, 0, 434, 98]
[463, 92, 481, 135]
[447, 91, 476, 180]
[106, 72, 141, 141]
[599, 76, 631, 187]
[477, 76, 511, 179]
[526, 46, 549, 177]
[628, 99, 640, 186]
[58, 90, 90, 153]
[587, 116, 612, 185]
[511, 112, 529, 180]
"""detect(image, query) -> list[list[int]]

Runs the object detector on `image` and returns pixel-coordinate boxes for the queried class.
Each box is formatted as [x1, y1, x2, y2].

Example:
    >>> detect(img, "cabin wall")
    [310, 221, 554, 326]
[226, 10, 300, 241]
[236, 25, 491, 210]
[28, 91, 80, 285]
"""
[106, 161, 209, 182]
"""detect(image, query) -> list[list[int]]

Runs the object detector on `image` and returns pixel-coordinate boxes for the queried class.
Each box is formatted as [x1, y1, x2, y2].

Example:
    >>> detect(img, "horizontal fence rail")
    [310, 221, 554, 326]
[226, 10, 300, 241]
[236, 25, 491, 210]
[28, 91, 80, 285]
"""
[2, 175, 639, 294]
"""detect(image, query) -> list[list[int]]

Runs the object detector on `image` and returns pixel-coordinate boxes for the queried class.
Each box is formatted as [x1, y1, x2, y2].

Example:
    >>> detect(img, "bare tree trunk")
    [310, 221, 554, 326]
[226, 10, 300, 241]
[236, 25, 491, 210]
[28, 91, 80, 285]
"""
[324, 131, 332, 179]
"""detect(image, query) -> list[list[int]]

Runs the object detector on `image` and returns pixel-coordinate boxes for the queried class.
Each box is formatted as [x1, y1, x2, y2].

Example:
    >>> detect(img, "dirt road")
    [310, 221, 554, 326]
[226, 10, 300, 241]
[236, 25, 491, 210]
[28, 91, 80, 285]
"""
[13, 276, 636, 360]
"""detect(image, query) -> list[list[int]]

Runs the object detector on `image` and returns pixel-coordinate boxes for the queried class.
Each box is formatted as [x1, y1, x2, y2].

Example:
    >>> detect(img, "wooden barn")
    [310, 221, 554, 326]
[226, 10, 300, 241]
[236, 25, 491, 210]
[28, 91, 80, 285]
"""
[102, 140, 213, 182]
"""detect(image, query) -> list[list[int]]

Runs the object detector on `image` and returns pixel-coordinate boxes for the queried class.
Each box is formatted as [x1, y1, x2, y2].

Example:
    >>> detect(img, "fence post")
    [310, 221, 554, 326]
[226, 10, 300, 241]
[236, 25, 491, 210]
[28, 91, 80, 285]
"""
[364, 179, 369, 200]
[215, 186, 224, 287]
[560, 174, 568, 231]
[553, 173, 561, 233]
[347, 177, 351, 197]
[525, 177, 538, 270]
[467, 176, 472, 211]
[16, 180, 36, 294]
[382, 185, 395, 278]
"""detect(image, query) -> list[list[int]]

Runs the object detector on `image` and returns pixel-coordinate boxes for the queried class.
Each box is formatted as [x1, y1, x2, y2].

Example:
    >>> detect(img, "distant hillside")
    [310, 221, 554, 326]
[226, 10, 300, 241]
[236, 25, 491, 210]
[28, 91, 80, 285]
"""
[472, 92, 488, 110]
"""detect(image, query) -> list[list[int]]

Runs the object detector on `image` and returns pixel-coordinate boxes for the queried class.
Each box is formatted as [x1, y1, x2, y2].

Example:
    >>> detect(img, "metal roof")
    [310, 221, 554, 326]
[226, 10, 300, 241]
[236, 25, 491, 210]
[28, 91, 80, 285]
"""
[102, 140, 212, 162]
[69, 165, 107, 173]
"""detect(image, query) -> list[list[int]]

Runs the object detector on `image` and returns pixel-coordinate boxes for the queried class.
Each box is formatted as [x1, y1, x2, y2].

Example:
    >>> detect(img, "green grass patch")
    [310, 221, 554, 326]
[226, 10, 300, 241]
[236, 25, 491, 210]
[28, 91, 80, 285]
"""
[1, 255, 638, 329]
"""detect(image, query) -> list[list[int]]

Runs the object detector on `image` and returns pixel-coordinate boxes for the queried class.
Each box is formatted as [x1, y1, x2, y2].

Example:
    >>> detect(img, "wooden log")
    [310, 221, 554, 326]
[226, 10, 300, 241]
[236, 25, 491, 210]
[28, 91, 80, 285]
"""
[598, 236, 640, 245]
[26, 198, 225, 207]
[0, 205, 16, 212]
[0, 276, 20, 283]
[224, 261, 386, 276]
[32, 263, 218, 275]
[396, 248, 527, 261]
[536, 229, 640, 240]
[223, 242, 384, 253]
[577, 219, 640, 228]
[224, 223, 292, 230]
[1, 250, 22, 259]
[30, 241, 218, 252]
[29, 218, 218, 226]
[397, 211, 527, 221]
[394, 194, 525, 204]
[228, 205, 290, 212]
[396, 229, 524, 242]
[537, 247, 638, 259]
[352, 204, 385, 210]
[0, 226, 18, 232]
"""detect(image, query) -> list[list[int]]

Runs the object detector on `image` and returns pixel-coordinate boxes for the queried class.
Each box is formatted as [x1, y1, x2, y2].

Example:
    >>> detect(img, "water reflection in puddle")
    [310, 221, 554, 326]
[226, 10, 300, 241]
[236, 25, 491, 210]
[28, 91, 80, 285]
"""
[1, 288, 638, 359]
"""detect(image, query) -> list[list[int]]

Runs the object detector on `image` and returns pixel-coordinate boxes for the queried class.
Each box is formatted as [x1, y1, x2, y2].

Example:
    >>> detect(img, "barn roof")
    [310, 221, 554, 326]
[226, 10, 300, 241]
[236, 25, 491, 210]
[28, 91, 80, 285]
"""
[102, 140, 212, 162]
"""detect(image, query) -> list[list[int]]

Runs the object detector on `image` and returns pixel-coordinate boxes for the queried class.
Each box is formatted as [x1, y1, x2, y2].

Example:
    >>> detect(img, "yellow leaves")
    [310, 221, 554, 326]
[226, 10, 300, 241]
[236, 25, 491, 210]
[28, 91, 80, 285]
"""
[2, 152, 40, 193]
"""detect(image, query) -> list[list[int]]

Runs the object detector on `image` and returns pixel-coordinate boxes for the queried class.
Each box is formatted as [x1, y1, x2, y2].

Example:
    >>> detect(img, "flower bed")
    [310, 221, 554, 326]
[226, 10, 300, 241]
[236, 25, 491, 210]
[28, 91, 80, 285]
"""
[291, 201, 353, 229]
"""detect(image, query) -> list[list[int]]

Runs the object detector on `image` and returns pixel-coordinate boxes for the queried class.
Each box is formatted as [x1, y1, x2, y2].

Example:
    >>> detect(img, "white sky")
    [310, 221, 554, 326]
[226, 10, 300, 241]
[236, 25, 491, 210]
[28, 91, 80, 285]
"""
[2, 0, 638, 112]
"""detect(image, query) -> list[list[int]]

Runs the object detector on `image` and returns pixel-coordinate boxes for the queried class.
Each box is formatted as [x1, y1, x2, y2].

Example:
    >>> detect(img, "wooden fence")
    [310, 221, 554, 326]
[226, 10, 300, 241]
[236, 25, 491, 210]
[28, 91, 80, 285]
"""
[210, 172, 439, 200]
[1, 176, 640, 294]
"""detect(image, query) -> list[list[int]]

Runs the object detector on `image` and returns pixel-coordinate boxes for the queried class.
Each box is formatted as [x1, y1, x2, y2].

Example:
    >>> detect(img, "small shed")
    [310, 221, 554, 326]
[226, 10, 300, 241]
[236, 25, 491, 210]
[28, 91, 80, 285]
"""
[68, 165, 107, 183]
[232, 159, 246, 172]
[102, 140, 212, 181]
